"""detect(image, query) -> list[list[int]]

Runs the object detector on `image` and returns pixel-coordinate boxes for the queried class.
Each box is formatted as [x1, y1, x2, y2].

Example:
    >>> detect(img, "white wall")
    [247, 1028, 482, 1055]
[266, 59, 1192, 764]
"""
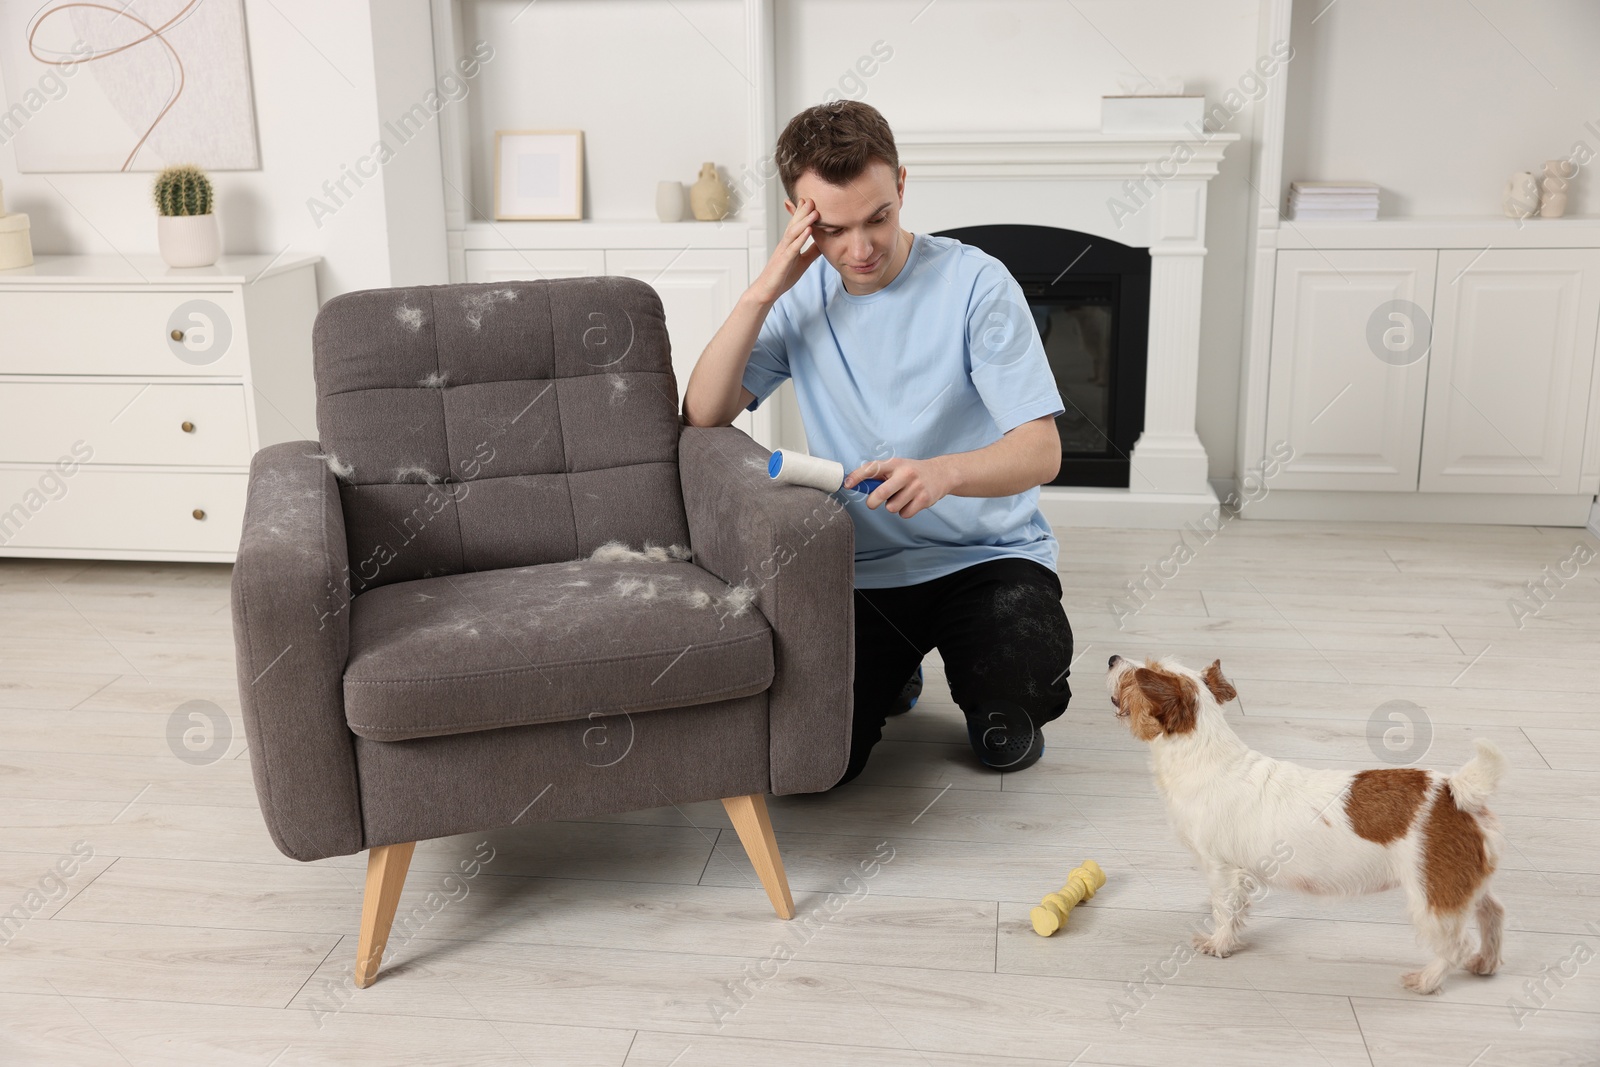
[458, 0, 753, 222]
[1283, 0, 1600, 217]
[0, 0, 447, 300]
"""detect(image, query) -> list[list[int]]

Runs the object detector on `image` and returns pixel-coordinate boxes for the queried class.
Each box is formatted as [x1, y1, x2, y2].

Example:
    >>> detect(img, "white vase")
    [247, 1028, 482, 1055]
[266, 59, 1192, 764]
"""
[1540, 159, 1574, 219]
[690, 163, 731, 221]
[1502, 172, 1540, 219]
[655, 181, 685, 222]
[157, 214, 220, 268]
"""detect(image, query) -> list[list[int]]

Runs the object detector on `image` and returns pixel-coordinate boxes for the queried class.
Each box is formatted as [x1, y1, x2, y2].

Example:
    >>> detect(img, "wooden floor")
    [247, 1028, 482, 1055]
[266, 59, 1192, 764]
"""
[1, 520, 1598, 1065]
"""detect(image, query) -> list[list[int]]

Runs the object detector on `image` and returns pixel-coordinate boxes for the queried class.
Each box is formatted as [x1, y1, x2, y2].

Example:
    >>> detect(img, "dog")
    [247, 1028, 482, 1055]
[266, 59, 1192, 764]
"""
[1106, 654, 1506, 994]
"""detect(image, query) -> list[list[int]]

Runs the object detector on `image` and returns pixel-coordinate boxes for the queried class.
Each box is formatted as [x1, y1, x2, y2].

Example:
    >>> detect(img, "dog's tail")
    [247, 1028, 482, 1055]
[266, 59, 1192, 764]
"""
[1448, 739, 1506, 811]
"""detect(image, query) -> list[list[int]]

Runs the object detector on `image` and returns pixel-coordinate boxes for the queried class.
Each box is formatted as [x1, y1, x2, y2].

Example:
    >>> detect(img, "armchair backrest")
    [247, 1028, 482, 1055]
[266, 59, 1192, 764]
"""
[312, 276, 690, 594]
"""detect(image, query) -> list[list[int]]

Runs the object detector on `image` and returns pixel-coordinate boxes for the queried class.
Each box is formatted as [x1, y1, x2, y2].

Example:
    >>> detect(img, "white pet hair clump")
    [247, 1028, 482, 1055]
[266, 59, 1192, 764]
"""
[395, 304, 424, 332]
[607, 574, 749, 616]
[608, 374, 629, 405]
[612, 576, 653, 600]
[419, 371, 448, 388]
[461, 288, 518, 330]
[393, 466, 441, 484]
[717, 582, 757, 618]
[581, 541, 756, 618]
[307, 451, 355, 482]
[588, 540, 693, 564]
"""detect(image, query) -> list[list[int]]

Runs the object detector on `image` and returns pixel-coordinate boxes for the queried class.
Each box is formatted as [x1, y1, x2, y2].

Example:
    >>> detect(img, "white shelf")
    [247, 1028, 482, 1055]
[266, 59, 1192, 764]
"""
[461, 219, 761, 251]
[1273, 215, 1600, 250]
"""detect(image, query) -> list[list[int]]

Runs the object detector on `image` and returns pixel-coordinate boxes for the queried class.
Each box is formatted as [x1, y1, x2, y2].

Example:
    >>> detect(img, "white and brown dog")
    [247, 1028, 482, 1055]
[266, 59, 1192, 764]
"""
[1107, 654, 1507, 994]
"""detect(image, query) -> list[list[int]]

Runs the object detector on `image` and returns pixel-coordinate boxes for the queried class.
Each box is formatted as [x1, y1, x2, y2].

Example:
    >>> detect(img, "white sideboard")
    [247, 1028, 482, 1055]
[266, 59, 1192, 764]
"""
[1242, 221, 1600, 524]
[0, 254, 320, 562]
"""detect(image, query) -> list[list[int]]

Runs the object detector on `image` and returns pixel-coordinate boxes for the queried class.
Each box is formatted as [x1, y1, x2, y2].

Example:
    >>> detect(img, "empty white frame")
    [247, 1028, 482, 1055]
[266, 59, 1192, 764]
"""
[494, 130, 584, 220]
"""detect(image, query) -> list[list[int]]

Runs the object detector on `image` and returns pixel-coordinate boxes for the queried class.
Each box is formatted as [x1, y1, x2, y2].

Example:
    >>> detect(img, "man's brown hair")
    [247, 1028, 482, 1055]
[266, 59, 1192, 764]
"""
[775, 101, 899, 202]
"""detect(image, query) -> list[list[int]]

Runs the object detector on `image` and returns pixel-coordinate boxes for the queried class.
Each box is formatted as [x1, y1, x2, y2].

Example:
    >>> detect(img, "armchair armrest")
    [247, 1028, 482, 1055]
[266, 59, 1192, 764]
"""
[678, 426, 854, 794]
[231, 442, 364, 861]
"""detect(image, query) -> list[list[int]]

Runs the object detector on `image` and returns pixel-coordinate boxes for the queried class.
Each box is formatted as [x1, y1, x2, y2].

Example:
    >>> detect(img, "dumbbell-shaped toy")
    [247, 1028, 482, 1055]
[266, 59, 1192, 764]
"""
[1030, 860, 1106, 936]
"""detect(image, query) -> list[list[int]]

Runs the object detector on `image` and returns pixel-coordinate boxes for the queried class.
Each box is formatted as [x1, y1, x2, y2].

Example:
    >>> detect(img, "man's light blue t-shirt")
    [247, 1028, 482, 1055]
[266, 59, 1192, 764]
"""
[742, 232, 1065, 589]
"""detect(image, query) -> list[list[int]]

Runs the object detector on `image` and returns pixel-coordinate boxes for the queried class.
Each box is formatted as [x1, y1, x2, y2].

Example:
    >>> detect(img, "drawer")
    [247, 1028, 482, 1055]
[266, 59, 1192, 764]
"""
[0, 382, 252, 466]
[0, 290, 247, 376]
[0, 469, 245, 555]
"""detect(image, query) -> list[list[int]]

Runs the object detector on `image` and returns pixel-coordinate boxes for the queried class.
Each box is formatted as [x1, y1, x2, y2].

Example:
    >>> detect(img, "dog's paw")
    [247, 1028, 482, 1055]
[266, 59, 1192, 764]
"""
[1466, 953, 1500, 976]
[1192, 932, 1236, 958]
[1401, 970, 1443, 994]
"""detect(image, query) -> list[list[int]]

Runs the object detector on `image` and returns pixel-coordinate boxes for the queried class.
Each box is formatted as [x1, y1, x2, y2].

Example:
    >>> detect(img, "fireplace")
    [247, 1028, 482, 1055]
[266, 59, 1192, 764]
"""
[894, 130, 1236, 524]
[936, 225, 1150, 488]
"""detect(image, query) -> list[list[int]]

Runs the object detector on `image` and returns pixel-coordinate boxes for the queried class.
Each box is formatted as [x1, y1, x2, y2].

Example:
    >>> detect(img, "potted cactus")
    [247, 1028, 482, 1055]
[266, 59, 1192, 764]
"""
[153, 164, 219, 268]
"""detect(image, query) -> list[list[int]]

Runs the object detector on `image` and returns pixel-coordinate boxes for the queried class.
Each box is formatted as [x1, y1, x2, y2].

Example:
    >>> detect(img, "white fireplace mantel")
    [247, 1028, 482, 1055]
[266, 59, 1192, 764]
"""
[899, 130, 1240, 528]
[898, 130, 1235, 175]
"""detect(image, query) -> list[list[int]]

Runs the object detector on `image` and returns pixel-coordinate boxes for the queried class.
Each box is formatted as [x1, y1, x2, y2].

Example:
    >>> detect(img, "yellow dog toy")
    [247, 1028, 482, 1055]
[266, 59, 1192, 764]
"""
[1030, 860, 1106, 936]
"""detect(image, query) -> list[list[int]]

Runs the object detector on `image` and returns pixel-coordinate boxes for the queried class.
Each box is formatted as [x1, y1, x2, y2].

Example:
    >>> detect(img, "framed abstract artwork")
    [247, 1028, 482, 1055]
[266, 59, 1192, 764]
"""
[0, 0, 261, 172]
[494, 130, 584, 221]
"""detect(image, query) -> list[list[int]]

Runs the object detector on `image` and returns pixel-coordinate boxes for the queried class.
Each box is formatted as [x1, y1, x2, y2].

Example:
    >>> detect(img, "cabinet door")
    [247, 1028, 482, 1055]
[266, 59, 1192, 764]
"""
[463, 249, 604, 282]
[605, 249, 753, 436]
[1264, 250, 1437, 490]
[1420, 249, 1600, 494]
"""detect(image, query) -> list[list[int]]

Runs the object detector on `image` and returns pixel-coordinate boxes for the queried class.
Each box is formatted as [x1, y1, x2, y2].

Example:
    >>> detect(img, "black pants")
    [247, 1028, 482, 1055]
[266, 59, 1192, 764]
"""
[838, 557, 1074, 785]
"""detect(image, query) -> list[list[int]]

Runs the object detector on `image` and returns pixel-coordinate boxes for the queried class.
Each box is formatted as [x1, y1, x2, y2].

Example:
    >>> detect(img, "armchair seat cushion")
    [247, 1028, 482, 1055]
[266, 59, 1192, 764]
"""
[343, 557, 773, 741]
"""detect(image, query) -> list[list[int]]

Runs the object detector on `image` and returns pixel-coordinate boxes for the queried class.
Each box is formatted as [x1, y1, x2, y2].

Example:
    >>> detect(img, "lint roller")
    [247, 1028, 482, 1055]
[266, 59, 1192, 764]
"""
[767, 449, 885, 494]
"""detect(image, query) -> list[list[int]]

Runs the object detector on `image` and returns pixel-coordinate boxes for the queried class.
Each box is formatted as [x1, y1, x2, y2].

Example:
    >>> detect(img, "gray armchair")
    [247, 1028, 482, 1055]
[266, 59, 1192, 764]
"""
[230, 276, 853, 987]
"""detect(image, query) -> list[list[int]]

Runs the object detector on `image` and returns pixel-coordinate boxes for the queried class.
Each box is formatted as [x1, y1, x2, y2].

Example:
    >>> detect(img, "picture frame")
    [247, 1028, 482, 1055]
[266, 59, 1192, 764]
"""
[494, 130, 584, 221]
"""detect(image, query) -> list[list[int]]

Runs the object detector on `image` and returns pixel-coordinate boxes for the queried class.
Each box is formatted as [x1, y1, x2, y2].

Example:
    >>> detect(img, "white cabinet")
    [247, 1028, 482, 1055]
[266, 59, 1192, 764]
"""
[1261, 243, 1600, 517]
[1420, 249, 1600, 494]
[1267, 250, 1436, 491]
[464, 244, 756, 437]
[0, 254, 320, 562]
[463, 249, 605, 282]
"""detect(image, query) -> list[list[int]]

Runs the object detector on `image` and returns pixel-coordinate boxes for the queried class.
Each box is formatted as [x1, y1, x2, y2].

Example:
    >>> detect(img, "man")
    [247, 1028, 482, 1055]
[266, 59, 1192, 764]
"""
[683, 100, 1074, 784]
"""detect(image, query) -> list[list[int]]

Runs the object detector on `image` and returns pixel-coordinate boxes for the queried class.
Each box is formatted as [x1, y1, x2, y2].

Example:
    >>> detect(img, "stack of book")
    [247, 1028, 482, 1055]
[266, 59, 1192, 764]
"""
[1288, 181, 1380, 221]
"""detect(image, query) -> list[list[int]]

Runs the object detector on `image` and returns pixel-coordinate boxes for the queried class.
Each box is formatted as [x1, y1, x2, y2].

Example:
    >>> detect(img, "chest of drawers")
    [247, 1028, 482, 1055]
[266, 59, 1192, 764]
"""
[0, 254, 320, 561]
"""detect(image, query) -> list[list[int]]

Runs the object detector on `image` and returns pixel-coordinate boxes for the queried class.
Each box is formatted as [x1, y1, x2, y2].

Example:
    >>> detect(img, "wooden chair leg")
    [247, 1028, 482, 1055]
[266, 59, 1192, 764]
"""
[355, 841, 416, 988]
[721, 793, 795, 919]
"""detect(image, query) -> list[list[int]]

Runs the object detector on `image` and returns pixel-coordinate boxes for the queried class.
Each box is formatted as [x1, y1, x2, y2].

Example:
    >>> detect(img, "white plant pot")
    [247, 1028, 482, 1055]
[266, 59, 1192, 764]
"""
[157, 213, 220, 268]
[655, 180, 686, 222]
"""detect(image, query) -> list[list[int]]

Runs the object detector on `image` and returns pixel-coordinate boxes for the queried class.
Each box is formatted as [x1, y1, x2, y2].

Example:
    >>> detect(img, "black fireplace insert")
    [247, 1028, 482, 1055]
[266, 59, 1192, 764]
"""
[936, 225, 1150, 488]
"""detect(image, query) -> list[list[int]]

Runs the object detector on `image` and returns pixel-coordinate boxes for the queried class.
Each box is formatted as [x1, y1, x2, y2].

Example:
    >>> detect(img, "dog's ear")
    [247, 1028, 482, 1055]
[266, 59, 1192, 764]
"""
[1130, 665, 1199, 737]
[1203, 659, 1237, 704]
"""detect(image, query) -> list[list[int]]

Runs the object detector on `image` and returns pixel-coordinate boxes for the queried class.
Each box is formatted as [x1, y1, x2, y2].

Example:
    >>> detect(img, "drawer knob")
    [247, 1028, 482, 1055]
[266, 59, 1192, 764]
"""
[171, 329, 185, 342]
[192, 508, 206, 521]
[181, 421, 195, 433]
